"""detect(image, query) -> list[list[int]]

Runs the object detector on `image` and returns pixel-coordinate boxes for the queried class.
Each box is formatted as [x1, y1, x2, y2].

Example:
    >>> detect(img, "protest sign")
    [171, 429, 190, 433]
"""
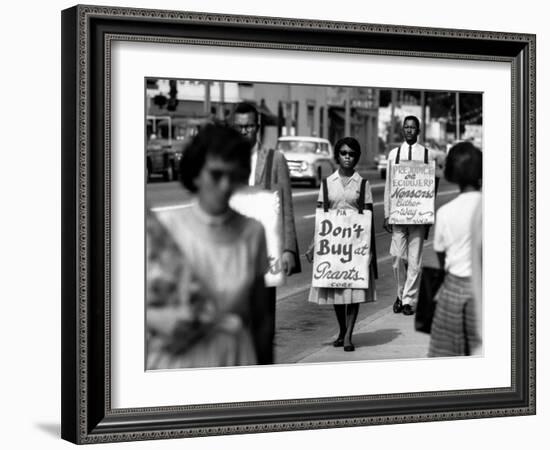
[388, 160, 436, 225]
[312, 209, 371, 289]
[230, 187, 285, 287]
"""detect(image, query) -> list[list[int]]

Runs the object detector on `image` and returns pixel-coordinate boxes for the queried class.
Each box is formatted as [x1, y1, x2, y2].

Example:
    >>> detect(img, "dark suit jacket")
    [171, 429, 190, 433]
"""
[253, 146, 301, 275]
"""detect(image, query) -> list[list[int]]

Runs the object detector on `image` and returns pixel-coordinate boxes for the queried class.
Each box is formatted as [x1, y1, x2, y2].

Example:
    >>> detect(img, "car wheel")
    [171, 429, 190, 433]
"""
[164, 163, 174, 182]
[380, 168, 386, 179]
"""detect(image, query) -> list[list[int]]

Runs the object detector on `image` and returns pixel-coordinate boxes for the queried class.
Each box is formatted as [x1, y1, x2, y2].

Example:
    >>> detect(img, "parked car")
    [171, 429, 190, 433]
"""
[146, 138, 185, 182]
[276, 136, 337, 187]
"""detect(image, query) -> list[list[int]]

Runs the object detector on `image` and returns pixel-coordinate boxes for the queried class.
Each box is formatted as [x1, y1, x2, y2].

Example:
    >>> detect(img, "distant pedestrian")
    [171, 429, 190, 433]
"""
[232, 102, 301, 364]
[383, 116, 437, 316]
[428, 141, 482, 357]
[306, 137, 378, 352]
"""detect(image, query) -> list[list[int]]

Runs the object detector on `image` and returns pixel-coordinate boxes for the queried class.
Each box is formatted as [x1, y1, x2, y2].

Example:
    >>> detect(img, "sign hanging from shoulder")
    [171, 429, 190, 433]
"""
[388, 160, 436, 225]
[230, 187, 285, 287]
[312, 209, 371, 289]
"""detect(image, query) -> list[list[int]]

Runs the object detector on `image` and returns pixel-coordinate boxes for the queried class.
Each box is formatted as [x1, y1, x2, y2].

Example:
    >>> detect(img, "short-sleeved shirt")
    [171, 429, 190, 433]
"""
[433, 191, 481, 277]
[318, 170, 373, 209]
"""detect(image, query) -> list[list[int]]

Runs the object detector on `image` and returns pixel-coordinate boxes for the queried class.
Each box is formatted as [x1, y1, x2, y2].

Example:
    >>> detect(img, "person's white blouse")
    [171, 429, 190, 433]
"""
[433, 191, 482, 277]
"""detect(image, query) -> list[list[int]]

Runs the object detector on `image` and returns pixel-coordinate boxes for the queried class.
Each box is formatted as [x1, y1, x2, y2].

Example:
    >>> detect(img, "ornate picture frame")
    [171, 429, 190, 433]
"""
[61, 4, 535, 444]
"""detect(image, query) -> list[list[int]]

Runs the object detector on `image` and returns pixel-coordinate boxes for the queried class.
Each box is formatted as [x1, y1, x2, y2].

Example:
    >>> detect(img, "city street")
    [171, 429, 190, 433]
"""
[147, 171, 459, 364]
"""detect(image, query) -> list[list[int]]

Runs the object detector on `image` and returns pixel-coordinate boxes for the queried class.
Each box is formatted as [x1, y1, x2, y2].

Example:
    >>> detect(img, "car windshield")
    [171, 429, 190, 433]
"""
[277, 140, 318, 153]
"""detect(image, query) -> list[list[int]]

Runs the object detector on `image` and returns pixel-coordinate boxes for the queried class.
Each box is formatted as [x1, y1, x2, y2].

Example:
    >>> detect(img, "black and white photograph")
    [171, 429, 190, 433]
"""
[2, 0, 546, 447]
[145, 78, 484, 369]
[56, 3, 536, 445]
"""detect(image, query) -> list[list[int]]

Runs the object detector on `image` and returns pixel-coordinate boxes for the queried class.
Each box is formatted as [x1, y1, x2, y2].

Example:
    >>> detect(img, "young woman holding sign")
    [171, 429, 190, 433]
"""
[306, 137, 378, 352]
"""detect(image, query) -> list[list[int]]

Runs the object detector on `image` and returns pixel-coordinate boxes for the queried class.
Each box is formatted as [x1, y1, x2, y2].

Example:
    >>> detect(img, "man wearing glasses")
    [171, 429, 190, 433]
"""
[232, 101, 301, 364]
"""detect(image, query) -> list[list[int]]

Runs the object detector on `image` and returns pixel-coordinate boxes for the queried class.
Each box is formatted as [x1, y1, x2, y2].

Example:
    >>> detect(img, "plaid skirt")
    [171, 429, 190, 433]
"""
[428, 274, 481, 357]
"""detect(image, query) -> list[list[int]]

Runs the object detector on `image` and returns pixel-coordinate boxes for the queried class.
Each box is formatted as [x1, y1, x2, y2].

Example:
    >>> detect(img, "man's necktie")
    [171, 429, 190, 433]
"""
[408, 145, 412, 160]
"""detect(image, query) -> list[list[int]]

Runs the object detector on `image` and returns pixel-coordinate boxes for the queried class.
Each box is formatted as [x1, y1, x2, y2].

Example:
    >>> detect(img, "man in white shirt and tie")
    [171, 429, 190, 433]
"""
[383, 115, 436, 316]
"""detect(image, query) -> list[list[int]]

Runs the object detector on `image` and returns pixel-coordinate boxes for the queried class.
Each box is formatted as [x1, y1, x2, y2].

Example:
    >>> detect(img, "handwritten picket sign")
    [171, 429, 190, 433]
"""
[312, 209, 371, 289]
[230, 187, 285, 287]
[388, 160, 436, 225]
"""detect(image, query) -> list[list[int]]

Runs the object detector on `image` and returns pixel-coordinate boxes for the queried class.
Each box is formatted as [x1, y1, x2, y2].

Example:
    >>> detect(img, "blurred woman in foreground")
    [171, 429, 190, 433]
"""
[146, 124, 269, 369]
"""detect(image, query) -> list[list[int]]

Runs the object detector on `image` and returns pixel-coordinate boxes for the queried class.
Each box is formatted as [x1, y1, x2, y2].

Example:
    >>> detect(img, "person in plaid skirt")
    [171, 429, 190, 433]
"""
[428, 141, 482, 357]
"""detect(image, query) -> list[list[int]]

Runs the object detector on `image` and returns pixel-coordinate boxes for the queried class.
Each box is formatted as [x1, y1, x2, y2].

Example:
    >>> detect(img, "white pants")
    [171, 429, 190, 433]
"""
[390, 225, 426, 306]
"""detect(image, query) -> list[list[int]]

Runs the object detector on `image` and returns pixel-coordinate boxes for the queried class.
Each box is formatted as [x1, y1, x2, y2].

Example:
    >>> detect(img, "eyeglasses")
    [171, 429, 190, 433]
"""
[233, 124, 257, 132]
[339, 150, 357, 157]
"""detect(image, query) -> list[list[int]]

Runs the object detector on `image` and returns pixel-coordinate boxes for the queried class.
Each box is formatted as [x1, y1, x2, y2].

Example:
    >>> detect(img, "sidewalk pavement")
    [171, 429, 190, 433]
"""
[288, 237, 442, 364]
[295, 303, 430, 364]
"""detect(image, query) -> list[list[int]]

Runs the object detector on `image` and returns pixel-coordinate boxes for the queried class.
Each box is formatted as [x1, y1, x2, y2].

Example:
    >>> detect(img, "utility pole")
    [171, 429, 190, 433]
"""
[455, 92, 460, 141]
[345, 87, 351, 137]
[218, 82, 225, 121]
[389, 89, 397, 144]
[204, 81, 211, 117]
[323, 89, 329, 139]
[420, 90, 426, 142]
[285, 85, 292, 136]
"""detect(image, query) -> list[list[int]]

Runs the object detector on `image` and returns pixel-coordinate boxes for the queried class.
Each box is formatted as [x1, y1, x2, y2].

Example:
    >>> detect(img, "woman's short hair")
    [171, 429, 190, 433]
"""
[333, 137, 361, 164]
[180, 123, 252, 192]
[444, 141, 482, 189]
